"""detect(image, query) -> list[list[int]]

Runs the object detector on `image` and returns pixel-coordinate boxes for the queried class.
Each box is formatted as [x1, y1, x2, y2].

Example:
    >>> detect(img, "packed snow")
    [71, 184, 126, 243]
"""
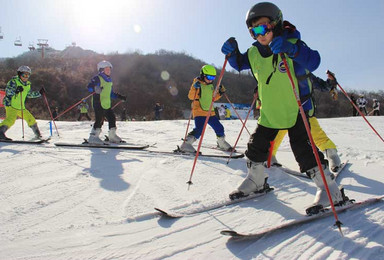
[1, 116, 384, 260]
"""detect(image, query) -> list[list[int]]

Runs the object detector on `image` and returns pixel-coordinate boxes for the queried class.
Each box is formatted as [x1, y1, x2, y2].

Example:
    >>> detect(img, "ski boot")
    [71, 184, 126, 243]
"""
[217, 136, 234, 152]
[88, 128, 104, 144]
[30, 123, 43, 140]
[108, 127, 125, 143]
[229, 160, 271, 200]
[0, 125, 12, 141]
[180, 135, 197, 153]
[325, 148, 341, 172]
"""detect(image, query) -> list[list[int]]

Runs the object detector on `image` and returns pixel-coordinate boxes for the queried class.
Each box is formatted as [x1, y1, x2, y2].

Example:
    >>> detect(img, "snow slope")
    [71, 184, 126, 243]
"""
[1, 117, 384, 260]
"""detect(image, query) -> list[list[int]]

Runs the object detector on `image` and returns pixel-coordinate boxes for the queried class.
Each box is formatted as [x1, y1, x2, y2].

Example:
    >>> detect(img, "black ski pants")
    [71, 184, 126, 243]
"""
[92, 102, 116, 129]
[245, 113, 325, 173]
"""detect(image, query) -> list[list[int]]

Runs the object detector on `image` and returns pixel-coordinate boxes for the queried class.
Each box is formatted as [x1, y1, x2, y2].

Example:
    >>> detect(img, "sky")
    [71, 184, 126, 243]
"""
[0, 0, 383, 92]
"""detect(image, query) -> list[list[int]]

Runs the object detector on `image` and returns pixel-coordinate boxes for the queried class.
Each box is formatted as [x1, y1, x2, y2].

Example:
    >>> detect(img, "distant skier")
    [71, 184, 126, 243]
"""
[356, 95, 368, 115]
[371, 99, 380, 116]
[77, 99, 91, 121]
[154, 102, 163, 120]
[86, 60, 127, 144]
[0, 66, 44, 141]
[350, 94, 358, 116]
[180, 65, 233, 152]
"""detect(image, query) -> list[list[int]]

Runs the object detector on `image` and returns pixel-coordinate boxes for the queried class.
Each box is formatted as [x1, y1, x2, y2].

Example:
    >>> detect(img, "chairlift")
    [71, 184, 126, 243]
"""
[14, 37, 22, 46]
[28, 42, 35, 51]
[0, 27, 3, 40]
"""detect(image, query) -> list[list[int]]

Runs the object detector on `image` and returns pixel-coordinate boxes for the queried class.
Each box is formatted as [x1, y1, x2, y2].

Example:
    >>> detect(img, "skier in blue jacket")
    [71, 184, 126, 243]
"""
[221, 2, 349, 214]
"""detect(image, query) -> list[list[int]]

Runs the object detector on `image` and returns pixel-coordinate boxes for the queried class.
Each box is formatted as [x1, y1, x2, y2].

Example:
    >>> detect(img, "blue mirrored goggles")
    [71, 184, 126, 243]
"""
[205, 75, 215, 81]
[249, 24, 272, 38]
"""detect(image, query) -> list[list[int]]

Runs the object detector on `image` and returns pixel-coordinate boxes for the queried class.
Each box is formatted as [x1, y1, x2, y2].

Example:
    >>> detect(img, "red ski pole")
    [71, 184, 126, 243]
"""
[187, 58, 228, 188]
[223, 93, 251, 135]
[53, 92, 95, 121]
[226, 93, 257, 164]
[281, 54, 343, 234]
[41, 90, 60, 136]
[327, 70, 384, 144]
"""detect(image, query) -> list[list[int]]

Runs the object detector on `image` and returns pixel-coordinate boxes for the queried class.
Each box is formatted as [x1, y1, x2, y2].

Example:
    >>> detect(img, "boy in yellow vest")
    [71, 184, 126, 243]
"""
[86, 61, 127, 144]
[180, 65, 233, 152]
[221, 2, 348, 214]
[0, 66, 44, 141]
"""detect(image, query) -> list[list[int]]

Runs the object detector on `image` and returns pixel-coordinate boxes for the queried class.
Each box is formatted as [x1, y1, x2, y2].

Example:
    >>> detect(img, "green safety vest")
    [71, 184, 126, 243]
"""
[199, 84, 215, 111]
[80, 105, 88, 113]
[11, 77, 31, 110]
[99, 76, 113, 109]
[248, 44, 299, 129]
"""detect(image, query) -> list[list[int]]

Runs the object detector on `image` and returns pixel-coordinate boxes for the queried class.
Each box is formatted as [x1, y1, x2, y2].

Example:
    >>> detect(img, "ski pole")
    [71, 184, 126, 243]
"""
[183, 91, 198, 143]
[226, 93, 257, 164]
[187, 58, 228, 188]
[266, 140, 275, 168]
[41, 89, 59, 136]
[53, 92, 95, 121]
[223, 93, 251, 135]
[327, 70, 384, 144]
[20, 91, 25, 140]
[112, 99, 124, 110]
[281, 54, 343, 234]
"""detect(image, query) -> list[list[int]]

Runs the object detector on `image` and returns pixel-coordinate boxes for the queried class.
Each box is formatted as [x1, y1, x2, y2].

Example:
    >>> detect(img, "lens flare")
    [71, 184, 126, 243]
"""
[161, 71, 170, 81]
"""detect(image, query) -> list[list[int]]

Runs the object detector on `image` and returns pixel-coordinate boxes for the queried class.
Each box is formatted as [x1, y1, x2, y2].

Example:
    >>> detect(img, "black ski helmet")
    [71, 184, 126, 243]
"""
[245, 2, 283, 38]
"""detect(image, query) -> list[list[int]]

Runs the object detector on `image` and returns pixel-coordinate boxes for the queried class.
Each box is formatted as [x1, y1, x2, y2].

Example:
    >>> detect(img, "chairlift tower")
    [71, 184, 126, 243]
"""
[37, 39, 49, 58]
[0, 27, 3, 40]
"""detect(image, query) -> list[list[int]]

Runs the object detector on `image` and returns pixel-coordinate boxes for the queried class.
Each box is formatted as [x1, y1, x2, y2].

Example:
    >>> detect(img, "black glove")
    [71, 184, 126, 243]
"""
[118, 94, 127, 101]
[39, 87, 46, 95]
[15, 86, 24, 94]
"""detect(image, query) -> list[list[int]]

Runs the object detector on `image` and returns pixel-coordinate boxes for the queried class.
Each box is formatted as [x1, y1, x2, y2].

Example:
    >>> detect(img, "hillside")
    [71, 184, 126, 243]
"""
[0, 47, 382, 120]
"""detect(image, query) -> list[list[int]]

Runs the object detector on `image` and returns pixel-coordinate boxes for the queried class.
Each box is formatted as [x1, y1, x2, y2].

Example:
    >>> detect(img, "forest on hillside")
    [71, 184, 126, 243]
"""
[0, 46, 383, 121]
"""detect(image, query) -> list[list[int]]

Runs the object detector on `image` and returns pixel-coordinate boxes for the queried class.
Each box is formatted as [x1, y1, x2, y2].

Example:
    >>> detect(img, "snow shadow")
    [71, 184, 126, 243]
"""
[87, 148, 142, 191]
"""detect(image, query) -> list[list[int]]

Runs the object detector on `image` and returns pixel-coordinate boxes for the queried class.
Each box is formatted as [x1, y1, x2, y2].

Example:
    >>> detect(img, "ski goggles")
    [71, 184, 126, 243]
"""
[205, 75, 215, 81]
[249, 23, 273, 38]
[21, 73, 30, 78]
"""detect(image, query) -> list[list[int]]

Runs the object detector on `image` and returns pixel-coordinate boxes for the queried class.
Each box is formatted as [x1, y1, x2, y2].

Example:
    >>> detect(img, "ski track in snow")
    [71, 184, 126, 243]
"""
[0, 117, 384, 259]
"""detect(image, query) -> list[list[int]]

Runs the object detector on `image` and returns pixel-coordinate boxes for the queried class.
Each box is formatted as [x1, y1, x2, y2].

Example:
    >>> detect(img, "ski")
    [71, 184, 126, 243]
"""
[54, 142, 149, 150]
[221, 195, 384, 240]
[0, 137, 50, 144]
[276, 161, 349, 180]
[155, 188, 273, 218]
[145, 149, 244, 159]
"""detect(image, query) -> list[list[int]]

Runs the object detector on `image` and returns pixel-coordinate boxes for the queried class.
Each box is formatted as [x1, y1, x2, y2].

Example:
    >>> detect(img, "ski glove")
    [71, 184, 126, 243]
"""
[330, 88, 338, 101]
[94, 85, 103, 94]
[117, 94, 127, 101]
[15, 86, 24, 94]
[39, 87, 46, 95]
[221, 37, 239, 56]
[193, 81, 201, 89]
[219, 84, 226, 95]
[270, 34, 298, 58]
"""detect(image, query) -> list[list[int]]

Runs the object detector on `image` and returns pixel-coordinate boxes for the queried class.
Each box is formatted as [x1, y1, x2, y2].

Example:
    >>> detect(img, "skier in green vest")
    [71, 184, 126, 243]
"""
[86, 61, 127, 144]
[221, 2, 349, 214]
[0, 66, 44, 141]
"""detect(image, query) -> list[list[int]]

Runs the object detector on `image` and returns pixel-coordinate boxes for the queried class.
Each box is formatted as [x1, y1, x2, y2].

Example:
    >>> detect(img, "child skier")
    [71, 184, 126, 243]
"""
[0, 66, 44, 141]
[86, 60, 127, 144]
[180, 65, 233, 152]
[221, 2, 348, 214]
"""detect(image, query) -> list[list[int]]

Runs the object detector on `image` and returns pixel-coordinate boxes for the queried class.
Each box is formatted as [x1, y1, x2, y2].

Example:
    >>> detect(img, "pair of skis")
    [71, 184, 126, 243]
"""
[53, 140, 244, 159]
[0, 137, 51, 144]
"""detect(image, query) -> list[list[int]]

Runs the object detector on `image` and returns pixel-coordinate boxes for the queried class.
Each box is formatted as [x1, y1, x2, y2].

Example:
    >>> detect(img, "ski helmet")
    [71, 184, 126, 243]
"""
[245, 2, 283, 39]
[17, 65, 32, 74]
[200, 65, 216, 77]
[97, 60, 113, 72]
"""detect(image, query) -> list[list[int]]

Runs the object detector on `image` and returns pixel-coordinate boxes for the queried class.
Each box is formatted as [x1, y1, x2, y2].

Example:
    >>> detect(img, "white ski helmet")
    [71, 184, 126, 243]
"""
[17, 65, 32, 74]
[97, 60, 113, 71]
